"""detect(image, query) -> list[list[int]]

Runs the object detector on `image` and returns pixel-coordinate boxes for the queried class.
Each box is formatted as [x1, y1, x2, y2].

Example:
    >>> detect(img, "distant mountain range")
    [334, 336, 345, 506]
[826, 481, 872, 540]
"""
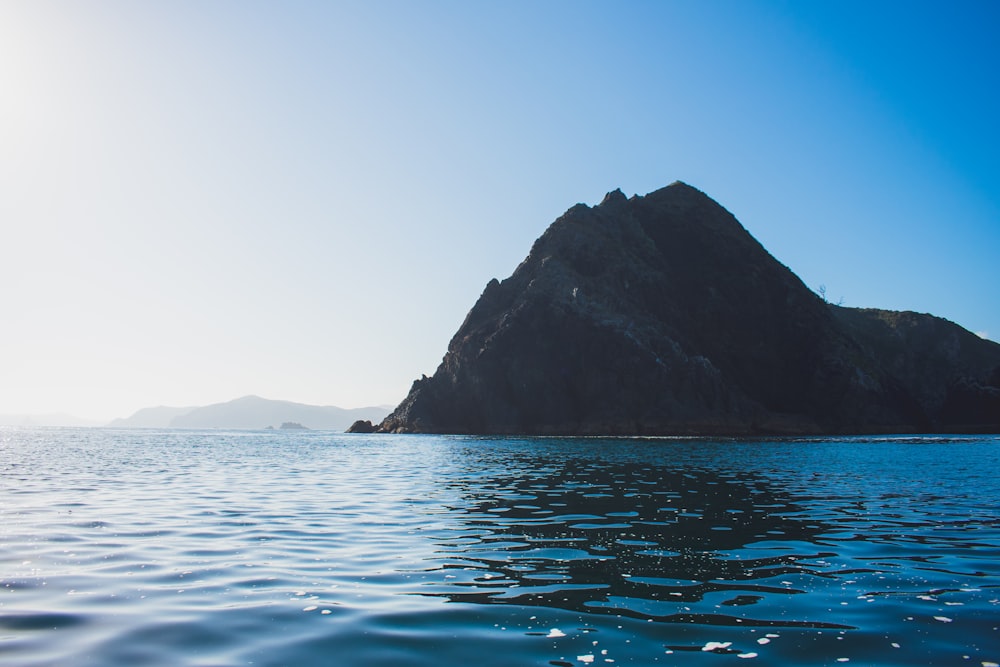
[108, 395, 392, 430]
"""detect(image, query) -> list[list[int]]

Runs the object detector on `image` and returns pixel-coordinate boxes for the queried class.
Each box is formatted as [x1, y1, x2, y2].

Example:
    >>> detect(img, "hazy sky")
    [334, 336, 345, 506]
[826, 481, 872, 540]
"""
[2, 0, 998, 421]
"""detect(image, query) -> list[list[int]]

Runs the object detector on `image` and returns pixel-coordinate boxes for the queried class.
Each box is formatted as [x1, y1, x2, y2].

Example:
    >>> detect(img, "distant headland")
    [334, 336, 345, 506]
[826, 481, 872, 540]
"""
[363, 182, 1000, 435]
[110, 395, 390, 431]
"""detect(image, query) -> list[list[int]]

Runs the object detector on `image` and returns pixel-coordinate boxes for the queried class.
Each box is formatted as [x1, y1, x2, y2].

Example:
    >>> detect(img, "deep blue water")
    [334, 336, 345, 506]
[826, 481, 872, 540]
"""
[2, 428, 999, 666]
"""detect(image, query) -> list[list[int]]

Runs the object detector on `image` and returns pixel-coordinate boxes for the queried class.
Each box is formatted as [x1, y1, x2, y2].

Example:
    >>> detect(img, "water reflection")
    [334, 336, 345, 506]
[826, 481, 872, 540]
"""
[425, 457, 853, 629]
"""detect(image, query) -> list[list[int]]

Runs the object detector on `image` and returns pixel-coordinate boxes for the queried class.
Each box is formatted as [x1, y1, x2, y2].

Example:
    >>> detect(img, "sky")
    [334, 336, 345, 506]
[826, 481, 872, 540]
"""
[1, 0, 998, 423]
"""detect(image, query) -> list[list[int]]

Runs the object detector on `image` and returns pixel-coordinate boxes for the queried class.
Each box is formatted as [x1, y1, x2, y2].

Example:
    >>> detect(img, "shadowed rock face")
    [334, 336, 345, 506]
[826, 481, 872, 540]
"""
[377, 182, 1000, 435]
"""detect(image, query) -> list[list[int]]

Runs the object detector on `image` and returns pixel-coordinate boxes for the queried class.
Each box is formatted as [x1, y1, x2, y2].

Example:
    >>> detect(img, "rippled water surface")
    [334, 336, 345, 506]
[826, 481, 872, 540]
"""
[2, 429, 999, 666]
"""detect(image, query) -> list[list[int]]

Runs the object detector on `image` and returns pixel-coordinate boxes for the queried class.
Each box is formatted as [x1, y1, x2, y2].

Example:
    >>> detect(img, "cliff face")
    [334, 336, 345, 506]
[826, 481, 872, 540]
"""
[378, 182, 1000, 435]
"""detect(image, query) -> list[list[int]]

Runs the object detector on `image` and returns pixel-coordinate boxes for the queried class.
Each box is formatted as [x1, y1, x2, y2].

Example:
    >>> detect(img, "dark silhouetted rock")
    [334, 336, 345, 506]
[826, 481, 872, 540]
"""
[346, 419, 377, 433]
[377, 182, 1000, 435]
[833, 307, 1000, 432]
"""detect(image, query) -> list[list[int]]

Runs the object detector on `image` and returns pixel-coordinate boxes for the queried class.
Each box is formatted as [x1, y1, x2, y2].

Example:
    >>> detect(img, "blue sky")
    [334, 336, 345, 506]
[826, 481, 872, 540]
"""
[1, 0, 997, 421]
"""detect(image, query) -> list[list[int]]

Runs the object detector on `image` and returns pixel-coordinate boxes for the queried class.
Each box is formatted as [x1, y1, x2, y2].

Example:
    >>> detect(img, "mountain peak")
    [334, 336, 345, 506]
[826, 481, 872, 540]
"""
[376, 182, 1000, 435]
[598, 188, 627, 208]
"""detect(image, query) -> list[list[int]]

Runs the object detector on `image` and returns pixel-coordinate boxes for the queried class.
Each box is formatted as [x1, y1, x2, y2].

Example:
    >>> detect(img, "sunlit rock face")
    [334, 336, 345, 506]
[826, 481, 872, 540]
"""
[378, 182, 1000, 435]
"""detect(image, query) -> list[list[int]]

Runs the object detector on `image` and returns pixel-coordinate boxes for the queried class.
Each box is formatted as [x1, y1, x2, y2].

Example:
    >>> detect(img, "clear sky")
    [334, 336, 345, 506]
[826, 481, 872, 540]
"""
[2, 0, 998, 422]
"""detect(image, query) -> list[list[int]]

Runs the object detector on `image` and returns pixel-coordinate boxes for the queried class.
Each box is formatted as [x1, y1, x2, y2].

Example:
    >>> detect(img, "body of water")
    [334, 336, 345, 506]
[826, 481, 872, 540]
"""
[2, 428, 999, 666]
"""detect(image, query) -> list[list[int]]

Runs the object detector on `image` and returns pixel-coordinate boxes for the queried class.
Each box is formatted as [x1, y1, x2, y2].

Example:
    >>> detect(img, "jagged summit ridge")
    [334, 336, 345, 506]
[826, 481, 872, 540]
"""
[376, 183, 1000, 435]
[598, 187, 628, 207]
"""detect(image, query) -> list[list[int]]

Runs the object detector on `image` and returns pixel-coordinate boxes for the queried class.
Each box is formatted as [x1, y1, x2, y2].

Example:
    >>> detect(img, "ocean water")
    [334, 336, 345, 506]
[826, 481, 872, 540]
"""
[2, 429, 999, 666]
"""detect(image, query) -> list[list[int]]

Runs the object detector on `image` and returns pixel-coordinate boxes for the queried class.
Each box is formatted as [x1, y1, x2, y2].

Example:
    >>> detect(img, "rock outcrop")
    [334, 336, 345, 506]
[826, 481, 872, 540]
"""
[346, 419, 377, 433]
[377, 182, 1000, 435]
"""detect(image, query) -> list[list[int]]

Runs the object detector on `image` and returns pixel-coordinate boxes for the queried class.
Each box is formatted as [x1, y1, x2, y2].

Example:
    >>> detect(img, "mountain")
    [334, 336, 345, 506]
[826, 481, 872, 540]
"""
[376, 182, 1000, 435]
[111, 396, 391, 430]
[107, 406, 195, 428]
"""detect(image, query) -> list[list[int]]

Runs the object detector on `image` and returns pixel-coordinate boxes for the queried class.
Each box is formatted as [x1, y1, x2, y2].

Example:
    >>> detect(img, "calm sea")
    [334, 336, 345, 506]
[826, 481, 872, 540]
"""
[2, 428, 999, 666]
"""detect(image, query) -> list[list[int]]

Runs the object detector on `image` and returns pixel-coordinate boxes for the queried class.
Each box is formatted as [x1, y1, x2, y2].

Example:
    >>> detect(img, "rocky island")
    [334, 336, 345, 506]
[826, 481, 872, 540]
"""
[279, 422, 309, 430]
[371, 182, 1000, 435]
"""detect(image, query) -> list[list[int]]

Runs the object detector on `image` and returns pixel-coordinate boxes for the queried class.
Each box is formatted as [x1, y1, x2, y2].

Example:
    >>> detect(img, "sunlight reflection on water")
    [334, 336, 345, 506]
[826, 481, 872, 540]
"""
[1, 429, 999, 666]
